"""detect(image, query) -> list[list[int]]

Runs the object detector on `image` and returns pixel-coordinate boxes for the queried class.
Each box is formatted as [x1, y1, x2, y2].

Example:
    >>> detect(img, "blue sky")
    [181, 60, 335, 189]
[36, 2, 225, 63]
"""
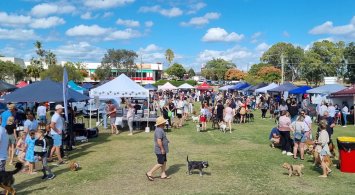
[0, 0, 354, 71]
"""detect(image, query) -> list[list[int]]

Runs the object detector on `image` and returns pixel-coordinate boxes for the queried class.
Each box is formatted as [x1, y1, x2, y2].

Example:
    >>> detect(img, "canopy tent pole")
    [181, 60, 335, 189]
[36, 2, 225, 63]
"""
[145, 91, 150, 132]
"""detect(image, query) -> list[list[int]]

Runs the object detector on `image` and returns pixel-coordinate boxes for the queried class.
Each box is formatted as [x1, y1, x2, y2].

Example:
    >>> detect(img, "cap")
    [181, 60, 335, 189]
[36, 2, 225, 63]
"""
[55, 104, 64, 110]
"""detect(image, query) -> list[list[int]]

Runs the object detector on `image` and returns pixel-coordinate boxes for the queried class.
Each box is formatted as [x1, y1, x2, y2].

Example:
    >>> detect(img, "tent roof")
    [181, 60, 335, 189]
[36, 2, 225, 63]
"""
[90, 74, 149, 98]
[158, 82, 178, 90]
[81, 83, 94, 89]
[219, 85, 233, 91]
[267, 82, 297, 92]
[1, 79, 89, 103]
[241, 85, 254, 92]
[68, 80, 85, 92]
[248, 82, 268, 91]
[255, 83, 279, 93]
[229, 82, 250, 90]
[0, 80, 17, 91]
[288, 86, 312, 94]
[178, 83, 195, 89]
[306, 84, 346, 94]
[330, 85, 355, 97]
[144, 83, 158, 90]
[196, 82, 212, 90]
[16, 81, 28, 88]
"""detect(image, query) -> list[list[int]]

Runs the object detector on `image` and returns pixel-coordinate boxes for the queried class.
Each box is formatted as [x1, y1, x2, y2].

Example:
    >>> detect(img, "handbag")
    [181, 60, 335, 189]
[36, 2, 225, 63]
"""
[168, 111, 172, 117]
[294, 132, 303, 141]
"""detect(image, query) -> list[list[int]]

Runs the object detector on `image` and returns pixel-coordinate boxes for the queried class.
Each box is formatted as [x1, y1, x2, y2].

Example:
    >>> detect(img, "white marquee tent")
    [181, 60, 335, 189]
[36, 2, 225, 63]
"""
[255, 83, 279, 93]
[158, 82, 178, 91]
[178, 83, 195, 89]
[90, 74, 149, 98]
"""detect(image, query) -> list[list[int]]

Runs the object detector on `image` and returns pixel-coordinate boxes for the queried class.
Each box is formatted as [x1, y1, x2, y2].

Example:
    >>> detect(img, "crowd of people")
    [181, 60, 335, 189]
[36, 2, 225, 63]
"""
[0, 103, 68, 181]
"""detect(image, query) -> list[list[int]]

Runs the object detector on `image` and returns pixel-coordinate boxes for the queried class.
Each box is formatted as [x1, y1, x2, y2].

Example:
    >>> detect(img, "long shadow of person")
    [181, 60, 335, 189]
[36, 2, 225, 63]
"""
[166, 164, 185, 175]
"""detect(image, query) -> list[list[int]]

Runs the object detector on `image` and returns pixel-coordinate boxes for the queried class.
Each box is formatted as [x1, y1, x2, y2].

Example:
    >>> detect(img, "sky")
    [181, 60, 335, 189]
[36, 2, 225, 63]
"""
[0, 0, 354, 71]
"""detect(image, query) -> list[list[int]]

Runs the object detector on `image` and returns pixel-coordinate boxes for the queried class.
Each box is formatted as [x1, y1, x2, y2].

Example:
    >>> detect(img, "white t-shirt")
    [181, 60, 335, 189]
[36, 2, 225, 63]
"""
[51, 113, 63, 135]
[327, 106, 336, 117]
[37, 106, 47, 116]
[304, 115, 312, 132]
[320, 105, 328, 116]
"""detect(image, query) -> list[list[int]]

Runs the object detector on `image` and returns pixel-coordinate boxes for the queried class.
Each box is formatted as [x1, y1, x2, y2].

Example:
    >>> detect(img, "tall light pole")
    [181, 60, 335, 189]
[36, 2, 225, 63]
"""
[281, 53, 285, 84]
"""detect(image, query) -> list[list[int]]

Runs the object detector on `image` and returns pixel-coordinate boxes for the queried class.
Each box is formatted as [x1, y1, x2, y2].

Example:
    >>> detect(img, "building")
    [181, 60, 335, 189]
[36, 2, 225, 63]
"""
[0, 57, 26, 68]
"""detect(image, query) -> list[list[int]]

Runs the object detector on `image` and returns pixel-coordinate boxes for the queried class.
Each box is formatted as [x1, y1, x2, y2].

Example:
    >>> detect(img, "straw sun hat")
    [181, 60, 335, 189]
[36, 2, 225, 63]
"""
[155, 116, 167, 126]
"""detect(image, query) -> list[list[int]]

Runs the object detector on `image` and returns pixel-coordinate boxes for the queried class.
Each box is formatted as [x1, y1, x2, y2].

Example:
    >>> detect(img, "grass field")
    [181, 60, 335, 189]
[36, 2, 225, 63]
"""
[7, 112, 355, 195]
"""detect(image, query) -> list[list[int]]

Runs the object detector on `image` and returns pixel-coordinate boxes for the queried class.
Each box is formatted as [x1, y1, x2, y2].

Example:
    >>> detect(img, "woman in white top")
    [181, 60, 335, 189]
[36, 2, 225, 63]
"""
[290, 115, 307, 160]
[224, 101, 235, 133]
[342, 103, 349, 127]
[126, 104, 135, 135]
[316, 119, 332, 177]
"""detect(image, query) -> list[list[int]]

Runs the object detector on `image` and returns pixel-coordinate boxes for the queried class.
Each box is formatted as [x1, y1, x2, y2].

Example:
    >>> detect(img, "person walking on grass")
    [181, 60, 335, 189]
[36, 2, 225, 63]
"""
[48, 105, 65, 165]
[278, 111, 293, 156]
[146, 116, 171, 181]
[107, 101, 119, 135]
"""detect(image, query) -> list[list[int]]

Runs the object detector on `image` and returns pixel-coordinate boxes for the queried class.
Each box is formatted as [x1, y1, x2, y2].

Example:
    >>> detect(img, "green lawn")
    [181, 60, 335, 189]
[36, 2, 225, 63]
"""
[8, 112, 355, 195]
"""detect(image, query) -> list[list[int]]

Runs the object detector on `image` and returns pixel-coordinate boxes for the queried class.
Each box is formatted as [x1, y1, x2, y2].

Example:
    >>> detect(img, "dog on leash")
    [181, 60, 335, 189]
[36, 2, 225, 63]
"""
[191, 116, 199, 123]
[282, 162, 304, 177]
[187, 156, 209, 176]
[196, 124, 202, 132]
[219, 121, 227, 133]
[172, 118, 180, 129]
[68, 161, 80, 171]
[211, 116, 219, 129]
[0, 162, 23, 195]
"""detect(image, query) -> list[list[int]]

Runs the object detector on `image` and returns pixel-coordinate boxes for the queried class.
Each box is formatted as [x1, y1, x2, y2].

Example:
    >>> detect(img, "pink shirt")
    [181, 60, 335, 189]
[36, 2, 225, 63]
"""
[278, 115, 291, 131]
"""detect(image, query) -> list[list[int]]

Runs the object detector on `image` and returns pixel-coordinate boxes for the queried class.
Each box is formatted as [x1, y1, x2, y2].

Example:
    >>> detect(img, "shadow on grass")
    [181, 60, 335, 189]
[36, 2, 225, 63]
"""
[17, 186, 47, 195]
[188, 171, 212, 176]
[167, 164, 185, 175]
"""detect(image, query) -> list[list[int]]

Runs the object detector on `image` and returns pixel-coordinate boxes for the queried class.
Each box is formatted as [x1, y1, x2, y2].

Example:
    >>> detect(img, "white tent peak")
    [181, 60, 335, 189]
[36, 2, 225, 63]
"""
[90, 74, 149, 98]
[178, 83, 195, 89]
[158, 82, 177, 90]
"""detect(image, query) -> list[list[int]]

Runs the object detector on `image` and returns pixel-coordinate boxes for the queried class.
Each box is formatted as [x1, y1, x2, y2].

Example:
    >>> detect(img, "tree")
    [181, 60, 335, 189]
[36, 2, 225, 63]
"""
[26, 58, 43, 81]
[344, 42, 355, 84]
[202, 58, 236, 80]
[300, 40, 345, 86]
[101, 49, 138, 77]
[165, 63, 186, 79]
[95, 64, 112, 81]
[225, 68, 247, 80]
[261, 42, 304, 81]
[165, 49, 174, 67]
[187, 68, 196, 78]
[257, 66, 281, 83]
[0, 60, 24, 82]
[40, 62, 84, 82]
[34, 40, 46, 61]
[45, 50, 57, 66]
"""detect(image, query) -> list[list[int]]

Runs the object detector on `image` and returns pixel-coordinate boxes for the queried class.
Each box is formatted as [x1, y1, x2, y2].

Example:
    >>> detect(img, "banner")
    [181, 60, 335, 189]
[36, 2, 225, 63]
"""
[63, 67, 69, 122]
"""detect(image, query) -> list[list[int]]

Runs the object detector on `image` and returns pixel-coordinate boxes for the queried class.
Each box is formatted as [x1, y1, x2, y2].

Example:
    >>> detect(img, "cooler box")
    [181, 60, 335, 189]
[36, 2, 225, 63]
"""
[337, 137, 355, 173]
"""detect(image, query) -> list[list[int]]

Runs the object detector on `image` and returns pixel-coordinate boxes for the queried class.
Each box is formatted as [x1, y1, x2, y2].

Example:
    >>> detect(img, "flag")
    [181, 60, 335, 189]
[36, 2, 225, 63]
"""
[63, 67, 69, 122]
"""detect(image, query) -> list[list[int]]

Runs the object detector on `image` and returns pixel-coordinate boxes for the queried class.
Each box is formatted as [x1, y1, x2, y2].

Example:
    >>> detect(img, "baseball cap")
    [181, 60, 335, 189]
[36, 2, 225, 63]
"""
[55, 104, 64, 110]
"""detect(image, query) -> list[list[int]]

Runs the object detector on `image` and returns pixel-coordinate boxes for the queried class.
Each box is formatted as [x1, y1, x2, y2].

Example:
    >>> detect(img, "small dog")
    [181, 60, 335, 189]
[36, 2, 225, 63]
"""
[219, 122, 227, 133]
[211, 116, 219, 129]
[282, 163, 304, 177]
[191, 116, 199, 123]
[187, 156, 209, 176]
[196, 124, 201, 132]
[68, 161, 80, 171]
[0, 162, 23, 195]
[312, 150, 333, 167]
[172, 118, 180, 129]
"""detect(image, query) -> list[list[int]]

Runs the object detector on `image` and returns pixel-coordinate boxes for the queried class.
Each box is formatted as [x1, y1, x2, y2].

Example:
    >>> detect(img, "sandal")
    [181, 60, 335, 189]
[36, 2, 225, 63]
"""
[160, 176, 171, 179]
[146, 173, 154, 181]
[293, 157, 298, 159]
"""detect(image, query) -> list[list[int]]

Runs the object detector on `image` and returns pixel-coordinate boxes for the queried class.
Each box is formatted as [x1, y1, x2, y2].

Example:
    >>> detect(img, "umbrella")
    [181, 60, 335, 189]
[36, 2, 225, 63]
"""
[0, 80, 17, 91]
[1, 79, 89, 103]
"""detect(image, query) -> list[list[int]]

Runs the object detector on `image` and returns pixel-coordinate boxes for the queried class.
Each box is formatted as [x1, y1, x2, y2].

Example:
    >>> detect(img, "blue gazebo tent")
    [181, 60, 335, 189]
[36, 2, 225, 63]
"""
[144, 83, 158, 91]
[306, 84, 346, 95]
[289, 86, 312, 94]
[82, 83, 94, 89]
[248, 82, 268, 92]
[229, 82, 250, 90]
[219, 85, 233, 91]
[0, 79, 89, 103]
[267, 82, 297, 92]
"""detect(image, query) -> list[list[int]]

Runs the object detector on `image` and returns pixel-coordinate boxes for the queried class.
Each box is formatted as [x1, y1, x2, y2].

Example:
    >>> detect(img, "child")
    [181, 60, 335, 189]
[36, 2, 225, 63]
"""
[316, 120, 332, 177]
[269, 127, 280, 148]
[34, 129, 55, 180]
[25, 131, 37, 174]
[16, 131, 26, 164]
[5, 116, 17, 165]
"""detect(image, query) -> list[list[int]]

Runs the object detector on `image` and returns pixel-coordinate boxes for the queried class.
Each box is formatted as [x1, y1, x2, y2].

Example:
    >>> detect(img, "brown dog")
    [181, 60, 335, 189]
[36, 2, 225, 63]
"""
[172, 118, 180, 129]
[282, 163, 304, 177]
[0, 162, 23, 195]
[68, 161, 80, 171]
[312, 151, 333, 167]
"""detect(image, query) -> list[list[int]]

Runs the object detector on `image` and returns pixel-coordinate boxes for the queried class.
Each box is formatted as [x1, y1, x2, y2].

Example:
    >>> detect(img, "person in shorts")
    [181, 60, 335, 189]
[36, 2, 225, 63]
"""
[146, 116, 170, 181]
[107, 101, 119, 135]
[48, 105, 65, 165]
[37, 103, 47, 124]
[5, 116, 17, 165]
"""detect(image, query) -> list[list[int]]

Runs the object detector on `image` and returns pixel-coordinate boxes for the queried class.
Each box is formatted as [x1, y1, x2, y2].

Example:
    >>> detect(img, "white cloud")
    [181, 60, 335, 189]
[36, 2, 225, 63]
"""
[54, 42, 106, 61]
[181, 12, 220, 27]
[139, 44, 161, 53]
[251, 32, 262, 39]
[105, 28, 141, 40]
[145, 21, 154, 28]
[31, 3, 75, 17]
[202, 27, 244, 42]
[30, 16, 65, 29]
[309, 16, 355, 38]
[66, 25, 109, 36]
[81, 12, 98, 20]
[116, 19, 140, 27]
[0, 12, 31, 27]
[139, 5, 183, 17]
[102, 12, 114, 18]
[84, 0, 135, 9]
[283, 31, 290, 37]
[0, 28, 38, 40]
[187, 2, 207, 14]
[255, 42, 270, 52]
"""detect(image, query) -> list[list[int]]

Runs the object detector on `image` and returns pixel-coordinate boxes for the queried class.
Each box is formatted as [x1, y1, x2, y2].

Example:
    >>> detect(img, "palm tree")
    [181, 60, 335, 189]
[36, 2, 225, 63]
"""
[45, 51, 57, 66]
[26, 58, 43, 81]
[165, 49, 174, 67]
[34, 41, 45, 59]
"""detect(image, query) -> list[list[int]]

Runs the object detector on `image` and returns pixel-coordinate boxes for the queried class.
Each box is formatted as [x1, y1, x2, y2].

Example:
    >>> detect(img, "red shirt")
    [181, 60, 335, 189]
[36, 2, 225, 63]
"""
[108, 104, 117, 118]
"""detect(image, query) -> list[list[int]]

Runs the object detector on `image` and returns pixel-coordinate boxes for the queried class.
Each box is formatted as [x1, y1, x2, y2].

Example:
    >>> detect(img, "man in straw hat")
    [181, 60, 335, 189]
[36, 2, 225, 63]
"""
[146, 116, 171, 181]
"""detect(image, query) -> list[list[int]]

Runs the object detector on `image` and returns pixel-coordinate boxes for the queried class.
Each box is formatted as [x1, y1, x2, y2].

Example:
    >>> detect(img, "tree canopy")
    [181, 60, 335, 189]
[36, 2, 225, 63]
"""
[100, 49, 138, 78]
[187, 68, 196, 78]
[165, 49, 174, 66]
[344, 42, 355, 83]
[224, 68, 246, 80]
[202, 58, 236, 80]
[0, 60, 24, 82]
[40, 62, 85, 82]
[165, 63, 186, 79]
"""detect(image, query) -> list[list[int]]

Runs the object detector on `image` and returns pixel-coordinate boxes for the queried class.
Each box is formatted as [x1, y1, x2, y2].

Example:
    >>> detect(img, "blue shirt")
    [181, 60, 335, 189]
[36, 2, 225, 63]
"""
[24, 119, 39, 132]
[269, 127, 280, 139]
[0, 126, 8, 160]
[1, 110, 12, 127]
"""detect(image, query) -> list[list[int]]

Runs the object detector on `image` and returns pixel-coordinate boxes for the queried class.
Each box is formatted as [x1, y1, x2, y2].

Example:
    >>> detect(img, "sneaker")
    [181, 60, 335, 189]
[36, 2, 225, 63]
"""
[286, 152, 294, 156]
[47, 174, 56, 180]
[42, 175, 48, 179]
[282, 151, 286, 155]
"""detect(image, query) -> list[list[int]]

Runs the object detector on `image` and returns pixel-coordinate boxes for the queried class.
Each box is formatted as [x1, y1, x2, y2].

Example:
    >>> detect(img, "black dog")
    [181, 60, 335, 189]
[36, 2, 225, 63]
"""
[187, 156, 209, 176]
[0, 162, 23, 195]
[211, 116, 219, 129]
